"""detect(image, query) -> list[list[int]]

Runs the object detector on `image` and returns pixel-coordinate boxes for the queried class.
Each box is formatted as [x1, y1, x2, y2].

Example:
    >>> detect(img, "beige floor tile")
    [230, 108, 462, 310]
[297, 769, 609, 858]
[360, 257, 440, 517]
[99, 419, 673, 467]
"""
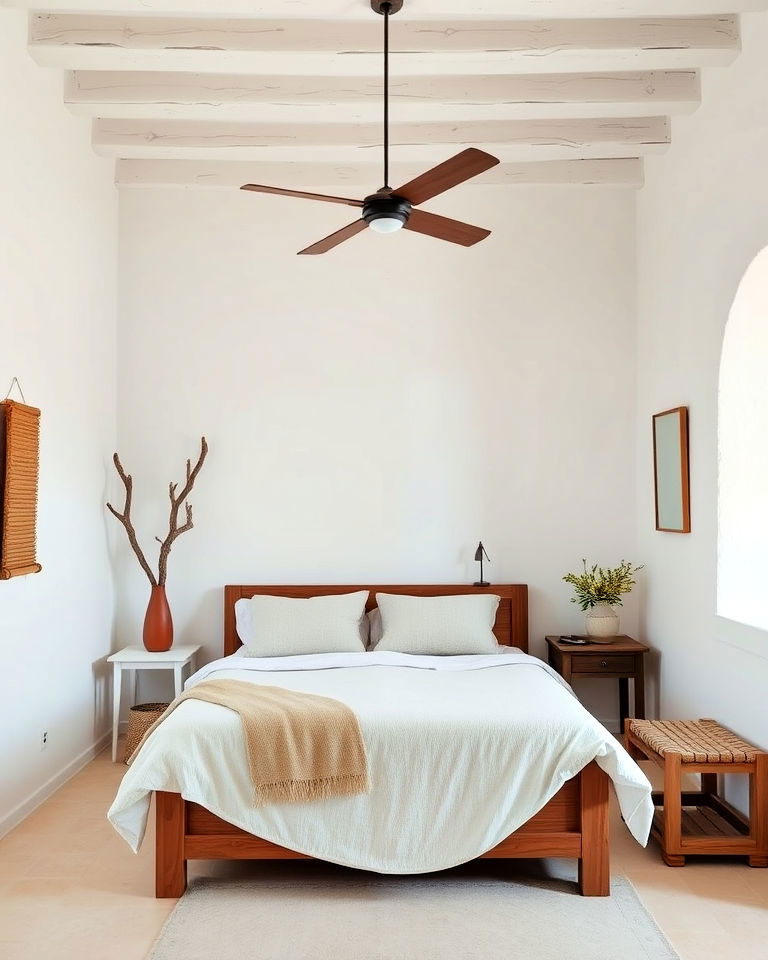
[0, 941, 63, 960]
[744, 866, 768, 901]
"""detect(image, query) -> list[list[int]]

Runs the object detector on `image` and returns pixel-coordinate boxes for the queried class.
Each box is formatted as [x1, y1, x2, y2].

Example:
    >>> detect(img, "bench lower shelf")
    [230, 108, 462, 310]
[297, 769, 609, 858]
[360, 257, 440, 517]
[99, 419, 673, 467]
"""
[650, 790, 766, 866]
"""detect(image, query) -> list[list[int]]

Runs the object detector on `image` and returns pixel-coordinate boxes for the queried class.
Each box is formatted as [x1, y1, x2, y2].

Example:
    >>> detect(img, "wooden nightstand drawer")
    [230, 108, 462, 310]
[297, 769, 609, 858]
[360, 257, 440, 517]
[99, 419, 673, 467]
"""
[571, 654, 635, 674]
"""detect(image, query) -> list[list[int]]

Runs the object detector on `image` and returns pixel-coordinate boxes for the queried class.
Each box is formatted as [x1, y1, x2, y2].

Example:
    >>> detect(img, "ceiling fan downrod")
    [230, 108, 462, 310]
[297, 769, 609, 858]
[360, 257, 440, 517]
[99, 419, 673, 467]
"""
[372, 0, 403, 192]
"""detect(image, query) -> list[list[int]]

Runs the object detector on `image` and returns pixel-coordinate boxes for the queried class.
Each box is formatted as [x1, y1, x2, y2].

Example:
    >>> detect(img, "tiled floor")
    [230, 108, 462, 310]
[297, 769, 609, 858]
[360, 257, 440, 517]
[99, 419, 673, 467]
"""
[1, 746, 767, 959]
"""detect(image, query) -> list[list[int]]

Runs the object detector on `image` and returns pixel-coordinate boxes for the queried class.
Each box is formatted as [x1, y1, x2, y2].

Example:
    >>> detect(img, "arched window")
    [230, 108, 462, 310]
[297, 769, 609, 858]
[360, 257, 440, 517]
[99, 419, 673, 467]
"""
[718, 247, 768, 632]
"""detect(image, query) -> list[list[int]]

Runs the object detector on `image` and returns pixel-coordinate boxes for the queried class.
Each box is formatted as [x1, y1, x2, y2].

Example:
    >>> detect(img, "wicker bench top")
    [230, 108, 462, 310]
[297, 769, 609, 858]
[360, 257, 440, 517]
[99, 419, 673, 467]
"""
[630, 718, 760, 763]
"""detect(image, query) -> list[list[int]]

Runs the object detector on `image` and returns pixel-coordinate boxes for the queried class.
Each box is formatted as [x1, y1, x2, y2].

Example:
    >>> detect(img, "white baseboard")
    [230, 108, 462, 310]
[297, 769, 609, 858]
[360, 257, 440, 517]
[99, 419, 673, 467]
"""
[0, 731, 111, 839]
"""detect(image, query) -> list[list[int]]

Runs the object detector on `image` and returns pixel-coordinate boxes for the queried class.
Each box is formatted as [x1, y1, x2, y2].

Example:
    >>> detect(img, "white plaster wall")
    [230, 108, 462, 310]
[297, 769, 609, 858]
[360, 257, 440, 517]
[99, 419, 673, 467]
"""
[0, 10, 118, 832]
[117, 184, 638, 725]
[636, 12, 768, 750]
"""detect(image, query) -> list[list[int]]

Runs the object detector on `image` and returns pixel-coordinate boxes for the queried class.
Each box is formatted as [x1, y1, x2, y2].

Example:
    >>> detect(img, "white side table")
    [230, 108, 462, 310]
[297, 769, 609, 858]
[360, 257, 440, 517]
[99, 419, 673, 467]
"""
[107, 645, 201, 761]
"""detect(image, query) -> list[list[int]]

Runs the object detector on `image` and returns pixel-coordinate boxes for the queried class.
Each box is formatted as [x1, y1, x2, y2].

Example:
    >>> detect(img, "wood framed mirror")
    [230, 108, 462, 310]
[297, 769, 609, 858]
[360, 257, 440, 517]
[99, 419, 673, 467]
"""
[653, 406, 691, 534]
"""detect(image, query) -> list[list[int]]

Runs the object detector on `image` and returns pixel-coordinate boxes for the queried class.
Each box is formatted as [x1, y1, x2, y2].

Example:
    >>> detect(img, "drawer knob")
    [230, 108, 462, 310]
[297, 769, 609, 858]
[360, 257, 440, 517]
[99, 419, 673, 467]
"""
[601, 659, 608, 668]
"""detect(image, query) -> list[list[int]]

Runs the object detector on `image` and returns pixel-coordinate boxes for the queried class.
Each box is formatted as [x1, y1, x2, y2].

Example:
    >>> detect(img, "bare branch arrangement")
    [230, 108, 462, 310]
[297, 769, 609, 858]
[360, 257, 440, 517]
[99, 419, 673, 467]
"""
[106, 437, 208, 587]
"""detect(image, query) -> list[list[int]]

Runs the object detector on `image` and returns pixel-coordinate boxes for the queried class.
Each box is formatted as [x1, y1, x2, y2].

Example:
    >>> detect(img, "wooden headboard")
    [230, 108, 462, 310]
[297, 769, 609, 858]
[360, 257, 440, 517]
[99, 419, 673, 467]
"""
[223, 584, 528, 656]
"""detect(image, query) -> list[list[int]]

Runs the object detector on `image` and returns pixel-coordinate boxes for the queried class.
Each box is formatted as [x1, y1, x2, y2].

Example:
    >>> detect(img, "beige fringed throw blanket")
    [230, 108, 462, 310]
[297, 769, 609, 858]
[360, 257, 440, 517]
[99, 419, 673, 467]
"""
[129, 679, 369, 805]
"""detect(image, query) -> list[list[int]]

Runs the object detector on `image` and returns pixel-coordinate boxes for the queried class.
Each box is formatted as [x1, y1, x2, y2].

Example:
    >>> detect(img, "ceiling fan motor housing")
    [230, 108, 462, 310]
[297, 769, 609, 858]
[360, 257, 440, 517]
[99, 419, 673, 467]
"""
[362, 191, 412, 229]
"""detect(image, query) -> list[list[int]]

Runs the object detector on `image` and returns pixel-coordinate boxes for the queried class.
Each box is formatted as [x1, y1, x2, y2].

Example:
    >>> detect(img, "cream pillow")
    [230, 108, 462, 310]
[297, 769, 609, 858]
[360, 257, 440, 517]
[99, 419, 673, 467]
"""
[236, 592, 369, 657]
[373, 593, 500, 655]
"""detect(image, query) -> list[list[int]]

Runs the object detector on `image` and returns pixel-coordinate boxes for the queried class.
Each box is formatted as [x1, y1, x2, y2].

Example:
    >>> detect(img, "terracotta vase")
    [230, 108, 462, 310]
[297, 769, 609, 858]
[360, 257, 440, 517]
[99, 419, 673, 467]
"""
[143, 585, 173, 652]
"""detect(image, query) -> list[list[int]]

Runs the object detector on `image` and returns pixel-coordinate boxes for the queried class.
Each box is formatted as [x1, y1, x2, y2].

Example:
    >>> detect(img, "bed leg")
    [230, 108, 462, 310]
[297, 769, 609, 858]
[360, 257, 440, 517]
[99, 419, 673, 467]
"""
[156, 791, 187, 898]
[578, 762, 610, 897]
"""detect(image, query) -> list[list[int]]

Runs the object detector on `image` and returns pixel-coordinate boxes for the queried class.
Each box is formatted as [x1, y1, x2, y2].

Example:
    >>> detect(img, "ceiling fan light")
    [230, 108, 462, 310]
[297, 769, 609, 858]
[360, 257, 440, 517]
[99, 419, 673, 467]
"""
[362, 192, 412, 235]
[369, 215, 405, 234]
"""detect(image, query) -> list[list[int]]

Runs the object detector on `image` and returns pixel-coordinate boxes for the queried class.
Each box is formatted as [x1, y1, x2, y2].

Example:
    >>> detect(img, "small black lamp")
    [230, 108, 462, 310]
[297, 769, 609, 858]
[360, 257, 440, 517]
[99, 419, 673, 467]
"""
[473, 541, 490, 587]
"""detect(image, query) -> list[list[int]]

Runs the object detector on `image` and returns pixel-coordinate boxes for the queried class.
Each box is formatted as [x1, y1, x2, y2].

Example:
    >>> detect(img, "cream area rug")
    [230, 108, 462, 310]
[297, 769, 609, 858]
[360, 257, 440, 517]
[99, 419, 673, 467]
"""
[148, 861, 679, 960]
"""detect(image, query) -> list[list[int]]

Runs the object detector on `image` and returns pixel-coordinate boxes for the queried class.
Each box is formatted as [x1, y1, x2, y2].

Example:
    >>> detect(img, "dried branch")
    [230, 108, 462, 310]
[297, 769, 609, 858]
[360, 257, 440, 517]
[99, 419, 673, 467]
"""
[106, 439, 208, 589]
[106, 453, 158, 587]
[157, 437, 208, 586]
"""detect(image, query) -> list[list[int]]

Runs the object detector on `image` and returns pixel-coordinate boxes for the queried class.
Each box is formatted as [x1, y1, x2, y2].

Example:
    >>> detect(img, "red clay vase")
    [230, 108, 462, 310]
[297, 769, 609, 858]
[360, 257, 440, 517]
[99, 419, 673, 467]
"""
[143, 585, 173, 652]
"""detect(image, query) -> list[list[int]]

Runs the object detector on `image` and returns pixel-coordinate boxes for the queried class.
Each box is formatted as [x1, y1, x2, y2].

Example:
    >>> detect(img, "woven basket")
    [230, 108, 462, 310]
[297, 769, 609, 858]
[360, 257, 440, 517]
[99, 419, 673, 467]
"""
[123, 702, 169, 764]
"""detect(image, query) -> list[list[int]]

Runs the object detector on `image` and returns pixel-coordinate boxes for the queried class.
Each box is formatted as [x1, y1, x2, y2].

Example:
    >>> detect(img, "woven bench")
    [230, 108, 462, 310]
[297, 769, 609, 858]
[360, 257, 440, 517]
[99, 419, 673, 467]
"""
[625, 718, 768, 867]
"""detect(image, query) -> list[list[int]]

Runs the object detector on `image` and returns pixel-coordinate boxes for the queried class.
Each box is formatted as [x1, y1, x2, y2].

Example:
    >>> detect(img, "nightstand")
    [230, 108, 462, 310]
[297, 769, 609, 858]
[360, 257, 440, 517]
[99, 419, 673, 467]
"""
[107, 645, 201, 761]
[545, 635, 649, 729]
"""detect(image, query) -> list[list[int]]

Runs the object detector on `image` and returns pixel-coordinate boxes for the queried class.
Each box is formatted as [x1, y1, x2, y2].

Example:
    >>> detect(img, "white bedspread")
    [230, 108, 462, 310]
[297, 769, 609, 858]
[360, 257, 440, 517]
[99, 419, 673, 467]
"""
[108, 650, 653, 873]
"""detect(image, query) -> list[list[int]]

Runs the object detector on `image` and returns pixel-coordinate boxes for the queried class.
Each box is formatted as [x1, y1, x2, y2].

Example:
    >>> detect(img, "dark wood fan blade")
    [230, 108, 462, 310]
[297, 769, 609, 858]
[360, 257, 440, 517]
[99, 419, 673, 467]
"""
[405, 209, 490, 247]
[241, 184, 363, 207]
[297, 219, 368, 255]
[395, 149, 500, 206]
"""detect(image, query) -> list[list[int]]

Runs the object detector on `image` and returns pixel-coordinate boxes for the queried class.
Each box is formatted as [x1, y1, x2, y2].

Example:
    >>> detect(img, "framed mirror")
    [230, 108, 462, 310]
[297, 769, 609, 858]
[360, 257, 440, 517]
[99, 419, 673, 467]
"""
[653, 406, 690, 533]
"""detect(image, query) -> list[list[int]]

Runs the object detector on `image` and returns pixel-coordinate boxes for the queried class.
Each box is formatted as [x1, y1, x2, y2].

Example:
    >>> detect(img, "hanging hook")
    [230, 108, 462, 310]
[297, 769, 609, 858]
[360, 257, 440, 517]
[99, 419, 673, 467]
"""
[3, 377, 26, 404]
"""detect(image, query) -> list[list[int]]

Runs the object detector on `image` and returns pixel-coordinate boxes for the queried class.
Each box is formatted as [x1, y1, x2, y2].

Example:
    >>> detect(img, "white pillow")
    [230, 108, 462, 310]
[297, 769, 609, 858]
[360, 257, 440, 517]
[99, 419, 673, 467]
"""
[236, 592, 369, 657]
[373, 593, 500, 655]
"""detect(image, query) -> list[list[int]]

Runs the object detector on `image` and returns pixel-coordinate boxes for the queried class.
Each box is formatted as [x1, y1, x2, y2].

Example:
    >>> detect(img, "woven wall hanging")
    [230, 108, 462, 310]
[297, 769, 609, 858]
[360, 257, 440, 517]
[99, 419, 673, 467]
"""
[0, 398, 42, 579]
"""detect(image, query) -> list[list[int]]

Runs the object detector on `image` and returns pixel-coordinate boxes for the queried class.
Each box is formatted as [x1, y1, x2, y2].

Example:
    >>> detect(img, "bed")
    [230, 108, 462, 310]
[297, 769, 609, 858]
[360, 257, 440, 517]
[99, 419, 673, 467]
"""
[108, 584, 653, 898]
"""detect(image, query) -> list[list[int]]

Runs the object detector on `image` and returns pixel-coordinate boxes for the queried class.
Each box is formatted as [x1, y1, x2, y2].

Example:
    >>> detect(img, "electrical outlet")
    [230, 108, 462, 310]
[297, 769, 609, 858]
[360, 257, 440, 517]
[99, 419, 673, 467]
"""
[40, 730, 48, 751]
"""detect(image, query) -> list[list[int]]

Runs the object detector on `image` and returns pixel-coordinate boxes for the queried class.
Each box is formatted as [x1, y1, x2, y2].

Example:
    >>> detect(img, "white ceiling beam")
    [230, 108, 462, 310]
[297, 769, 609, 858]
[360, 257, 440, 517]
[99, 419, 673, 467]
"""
[115, 157, 644, 189]
[65, 69, 700, 122]
[7, 1, 767, 17]
[30, 14, 739, 75]
[93, 116, 669, 162]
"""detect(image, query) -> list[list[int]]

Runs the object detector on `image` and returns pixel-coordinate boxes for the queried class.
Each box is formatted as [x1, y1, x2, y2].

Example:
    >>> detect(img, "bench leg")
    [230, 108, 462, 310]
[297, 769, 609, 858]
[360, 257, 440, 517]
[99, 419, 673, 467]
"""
[662, 852, 686, 867]
[750, 754, 768, 868]
[662, 753, 683, 867]
[156, 791, 187, 898]
[701, 773, 718, 795]
[578, 762, 610, 896]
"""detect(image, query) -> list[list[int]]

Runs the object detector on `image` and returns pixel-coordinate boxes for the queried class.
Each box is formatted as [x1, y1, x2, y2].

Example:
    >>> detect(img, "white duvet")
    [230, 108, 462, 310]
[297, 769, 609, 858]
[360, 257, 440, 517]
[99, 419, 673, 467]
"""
[108, 650, 653, 873]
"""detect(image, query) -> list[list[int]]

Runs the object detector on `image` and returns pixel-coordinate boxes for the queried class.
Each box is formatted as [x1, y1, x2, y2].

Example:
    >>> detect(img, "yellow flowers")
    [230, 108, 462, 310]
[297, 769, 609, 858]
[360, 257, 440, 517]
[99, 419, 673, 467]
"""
[563, 559, 643, 612]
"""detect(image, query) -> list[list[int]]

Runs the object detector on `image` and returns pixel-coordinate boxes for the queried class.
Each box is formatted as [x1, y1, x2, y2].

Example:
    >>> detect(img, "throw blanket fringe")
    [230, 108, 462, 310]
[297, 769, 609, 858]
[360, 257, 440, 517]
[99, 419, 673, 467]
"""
[258, 775, 368, 805]
[129, 679, 369, 806]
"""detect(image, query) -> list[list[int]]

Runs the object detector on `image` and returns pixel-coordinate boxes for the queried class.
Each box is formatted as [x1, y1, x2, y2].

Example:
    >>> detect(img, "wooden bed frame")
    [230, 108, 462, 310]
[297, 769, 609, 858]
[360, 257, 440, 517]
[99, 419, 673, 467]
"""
[154, 583, 610, 898]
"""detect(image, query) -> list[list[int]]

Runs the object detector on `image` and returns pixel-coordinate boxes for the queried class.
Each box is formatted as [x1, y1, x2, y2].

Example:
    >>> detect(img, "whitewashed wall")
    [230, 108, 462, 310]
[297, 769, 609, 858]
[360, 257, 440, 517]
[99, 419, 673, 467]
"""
[0, 11, 118, 832]
[636, 13, 768, 749]
[117, 184, 639, 725]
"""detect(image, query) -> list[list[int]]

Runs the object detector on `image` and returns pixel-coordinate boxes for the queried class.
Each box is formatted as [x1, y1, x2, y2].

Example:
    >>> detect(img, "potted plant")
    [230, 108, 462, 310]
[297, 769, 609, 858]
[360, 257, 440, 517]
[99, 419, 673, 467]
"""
[107, 437, 208, 652]
[563, 559, 643, 642]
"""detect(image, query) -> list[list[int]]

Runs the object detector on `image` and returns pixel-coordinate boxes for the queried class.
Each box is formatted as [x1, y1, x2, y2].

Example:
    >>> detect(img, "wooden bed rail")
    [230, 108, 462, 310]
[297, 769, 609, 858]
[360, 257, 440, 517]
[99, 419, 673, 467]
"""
[154, 761, 610, 898]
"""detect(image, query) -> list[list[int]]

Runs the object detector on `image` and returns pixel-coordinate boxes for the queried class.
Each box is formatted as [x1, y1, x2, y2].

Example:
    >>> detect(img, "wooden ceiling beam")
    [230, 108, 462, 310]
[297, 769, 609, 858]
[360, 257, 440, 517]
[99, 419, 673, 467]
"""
[66, 69, 700, 122]
[115, 158, 644, 189]
[8, 0, 767, 16]
[93, 116, 669, 162]
[31, 14, 739, 75]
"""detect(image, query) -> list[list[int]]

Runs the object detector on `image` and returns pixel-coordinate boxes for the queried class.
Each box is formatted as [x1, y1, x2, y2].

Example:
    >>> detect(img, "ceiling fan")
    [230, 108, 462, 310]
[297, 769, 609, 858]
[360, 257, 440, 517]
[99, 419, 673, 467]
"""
[240, 0, 500, 255]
